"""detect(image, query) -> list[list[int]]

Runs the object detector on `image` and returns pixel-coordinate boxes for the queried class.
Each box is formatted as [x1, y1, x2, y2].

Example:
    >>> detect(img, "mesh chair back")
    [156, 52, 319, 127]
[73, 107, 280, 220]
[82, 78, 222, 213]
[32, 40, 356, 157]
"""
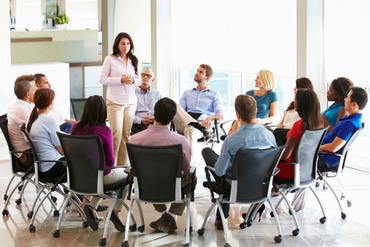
[70, 98, 87, 121]
[231, 146, 285, 203]
[0, 114, 30, 173]
[337, 122, 364, 171]
[127, 143, 183, 202]
[295, 128, 328, 185]
[57, 132, 103, 194]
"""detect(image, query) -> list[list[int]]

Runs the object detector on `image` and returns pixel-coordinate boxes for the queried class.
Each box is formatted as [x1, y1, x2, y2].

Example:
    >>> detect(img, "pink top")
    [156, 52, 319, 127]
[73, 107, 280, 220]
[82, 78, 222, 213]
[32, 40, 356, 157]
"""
[99, 55, 141, 105]
[129, 125, 191, 173]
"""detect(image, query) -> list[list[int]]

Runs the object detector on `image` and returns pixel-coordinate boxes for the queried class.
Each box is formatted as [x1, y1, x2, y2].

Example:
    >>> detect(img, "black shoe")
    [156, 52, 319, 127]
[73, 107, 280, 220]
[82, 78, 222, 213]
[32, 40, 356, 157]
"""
[157, 213, 177, 233]
[202, 129, 214, 142]
[84, 205, 99, 230]
[149, 216, 163, 231]
[96, 205, 108, 212]
[110, 212, 125, 232]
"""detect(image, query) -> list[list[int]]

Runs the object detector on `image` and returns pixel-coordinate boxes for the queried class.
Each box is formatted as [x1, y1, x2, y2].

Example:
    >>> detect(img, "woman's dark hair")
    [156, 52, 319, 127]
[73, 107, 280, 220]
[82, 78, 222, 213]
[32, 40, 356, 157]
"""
[71, 95, 107, 135]
[154, 97, 177, 125]
[111, 32, 139, 75]
[295, 89, 322, 130]
[27, 88, 55, 132]
[331, 77, 354, 104]
[286, 77, 314, 112]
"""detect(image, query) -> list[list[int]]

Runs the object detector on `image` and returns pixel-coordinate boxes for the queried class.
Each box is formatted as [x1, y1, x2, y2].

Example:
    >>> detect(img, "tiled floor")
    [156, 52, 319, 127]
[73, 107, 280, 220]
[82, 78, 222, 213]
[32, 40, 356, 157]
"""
[1, 135, 370, 247]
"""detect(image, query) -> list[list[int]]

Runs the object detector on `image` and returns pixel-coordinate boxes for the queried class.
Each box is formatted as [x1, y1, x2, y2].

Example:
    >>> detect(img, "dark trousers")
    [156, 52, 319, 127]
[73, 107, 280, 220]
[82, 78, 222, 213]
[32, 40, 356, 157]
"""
[202, 147, 231, 220]
[40, 157, 67, 183]
[273, 128, 290, 146]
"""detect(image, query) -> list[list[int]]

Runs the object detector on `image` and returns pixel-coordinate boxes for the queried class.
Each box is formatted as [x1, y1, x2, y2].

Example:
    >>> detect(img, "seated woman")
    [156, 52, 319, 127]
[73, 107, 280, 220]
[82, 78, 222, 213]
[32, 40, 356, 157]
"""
[71, 95, 127, 232]
[273, 77, 314, 146]
[322, 77, 353, 132]
[227, 69, 278, 135]
[27, 88, 66, 180]
[274, 89, 324, 181]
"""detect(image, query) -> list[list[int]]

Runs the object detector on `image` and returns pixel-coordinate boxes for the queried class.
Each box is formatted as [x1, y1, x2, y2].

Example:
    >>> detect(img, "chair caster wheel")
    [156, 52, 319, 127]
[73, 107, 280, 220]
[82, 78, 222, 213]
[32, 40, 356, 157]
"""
[15, 198, 22, 205]
[315, 181, 320, 187]
[98, 238, 107, 246]
[52, 230, 60, 238]
[82, 221, 89, 228]
[240, 222, 247, 229]
[270, 211, 274, 217]
[320, 217, 326, 224]
[347, 201, 352, 207]
[197, 228, 205, 236]
[54, 210, 59, 217]
[4, 195, 8, 201]
[2, 209, 9, 217]
[274, 235, 282, 243]
[129, 224, 137, 231]
[182, 244, 189, 247]
[225, 244, 231, 247]
[51, 196, 57, 203]
[27, 211, 33, 219]
[292, 229, 299, 236]
[247, 220, 253, 227]
[341, 212, 346, 219]
[18, 185, 24, 191]
[29, 224, 36, 232]
[121, 241, 129, 247]
[138, 225, 145, 232]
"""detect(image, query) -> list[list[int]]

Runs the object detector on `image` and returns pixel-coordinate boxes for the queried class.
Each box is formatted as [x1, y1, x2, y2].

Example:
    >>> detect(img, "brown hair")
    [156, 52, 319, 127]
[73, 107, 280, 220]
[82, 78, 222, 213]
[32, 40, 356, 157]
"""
[27, 88, 55, 132]
[111, 32, 139, 75]
[14, 74, 35, 99]
[234, 94, 257, 123]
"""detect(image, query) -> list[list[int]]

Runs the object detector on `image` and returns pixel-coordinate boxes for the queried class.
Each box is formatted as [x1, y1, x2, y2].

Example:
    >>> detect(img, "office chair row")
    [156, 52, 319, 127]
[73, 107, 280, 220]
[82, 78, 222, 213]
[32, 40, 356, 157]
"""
[0, 113, 363, 247]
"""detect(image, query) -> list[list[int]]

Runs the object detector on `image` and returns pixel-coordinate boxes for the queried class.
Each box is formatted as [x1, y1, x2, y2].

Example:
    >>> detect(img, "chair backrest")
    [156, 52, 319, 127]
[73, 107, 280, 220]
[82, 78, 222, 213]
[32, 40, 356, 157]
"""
[0, 114, 31, 173]
[126, 143, 183, 203]
[229, 145, 285, 203]
[295, 127, 328, 186]
[57, 132, 104, 195]
[337, 122, 365, 171]
[70, 98, 87, 121]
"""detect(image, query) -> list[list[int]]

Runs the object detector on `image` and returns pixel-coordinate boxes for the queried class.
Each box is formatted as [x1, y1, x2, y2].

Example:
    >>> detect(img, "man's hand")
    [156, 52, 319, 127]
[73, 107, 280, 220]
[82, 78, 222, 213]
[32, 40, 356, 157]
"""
[201, 117, 213, 129]
[141, 115, 154, 125]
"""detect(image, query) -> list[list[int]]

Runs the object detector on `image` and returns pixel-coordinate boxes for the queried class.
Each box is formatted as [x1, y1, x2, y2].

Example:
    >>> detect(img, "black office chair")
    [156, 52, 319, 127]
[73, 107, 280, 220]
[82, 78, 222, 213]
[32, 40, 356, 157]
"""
[198, 146, 286, 246]
[70, 98, 87, 121]
[0, 114, 35, 216]
[57, 132, 137, 246]
[272, 127, 328, 228]
[317, 122, 364, 219]
[122, 143, 197, 247]
[20, 124, 79, 233]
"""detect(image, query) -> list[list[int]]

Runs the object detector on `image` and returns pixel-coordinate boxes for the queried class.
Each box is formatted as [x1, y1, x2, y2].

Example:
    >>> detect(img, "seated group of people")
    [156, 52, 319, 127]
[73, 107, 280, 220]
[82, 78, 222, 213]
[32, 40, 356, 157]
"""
[6, 66, 368, 234]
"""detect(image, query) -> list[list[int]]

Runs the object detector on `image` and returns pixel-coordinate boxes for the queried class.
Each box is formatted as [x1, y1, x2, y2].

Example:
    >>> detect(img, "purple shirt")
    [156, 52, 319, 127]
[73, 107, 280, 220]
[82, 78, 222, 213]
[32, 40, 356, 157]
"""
[71, 123, 115, 175]
[129, 125, 191, 173]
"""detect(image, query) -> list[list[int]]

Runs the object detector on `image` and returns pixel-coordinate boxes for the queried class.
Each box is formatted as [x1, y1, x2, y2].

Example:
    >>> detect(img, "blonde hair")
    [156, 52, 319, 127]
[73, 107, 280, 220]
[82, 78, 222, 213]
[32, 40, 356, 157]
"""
[258, 70, 275, 91]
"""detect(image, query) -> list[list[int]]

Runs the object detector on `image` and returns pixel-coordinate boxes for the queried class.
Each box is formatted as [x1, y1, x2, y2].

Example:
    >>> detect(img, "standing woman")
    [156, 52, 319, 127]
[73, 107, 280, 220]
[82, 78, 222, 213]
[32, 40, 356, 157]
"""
[228, 69, 278, 135]
[27, 88, 66, 179]
[99, 32, 141, 166]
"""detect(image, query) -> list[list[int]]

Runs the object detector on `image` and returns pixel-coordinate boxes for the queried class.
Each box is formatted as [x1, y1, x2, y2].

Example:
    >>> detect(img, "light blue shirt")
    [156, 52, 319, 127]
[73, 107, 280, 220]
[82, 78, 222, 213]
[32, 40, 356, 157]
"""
[133, 86, 162, 124]
[180, 87, 224, 120]
[246, 90, 278, 119]
[215, 123, 277, 182]
[29, 114, 63, 172]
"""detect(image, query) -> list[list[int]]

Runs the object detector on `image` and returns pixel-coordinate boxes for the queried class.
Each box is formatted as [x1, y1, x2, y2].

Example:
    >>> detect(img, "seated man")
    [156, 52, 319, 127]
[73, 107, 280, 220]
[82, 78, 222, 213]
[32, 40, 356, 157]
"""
[131, 68, 162, 134]
[34, 73, 74, 133]
[202, 94, 277, 230]
[132, 67, 214, 146]
[173, 63, 224, 150]
[7, 74, 37, 167]
[319, 86, 368, 170]
[129, 97, 192, 234]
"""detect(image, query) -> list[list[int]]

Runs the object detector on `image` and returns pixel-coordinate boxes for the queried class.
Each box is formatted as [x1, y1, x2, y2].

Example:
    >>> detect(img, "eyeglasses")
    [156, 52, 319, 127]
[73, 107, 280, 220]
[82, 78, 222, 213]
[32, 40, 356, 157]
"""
[141, 73, 153, 78]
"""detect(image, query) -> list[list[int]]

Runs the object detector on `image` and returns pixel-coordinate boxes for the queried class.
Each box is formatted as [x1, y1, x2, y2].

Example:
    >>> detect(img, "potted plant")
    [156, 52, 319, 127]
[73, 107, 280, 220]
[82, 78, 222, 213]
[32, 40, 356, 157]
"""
[54, 13, 70, 29]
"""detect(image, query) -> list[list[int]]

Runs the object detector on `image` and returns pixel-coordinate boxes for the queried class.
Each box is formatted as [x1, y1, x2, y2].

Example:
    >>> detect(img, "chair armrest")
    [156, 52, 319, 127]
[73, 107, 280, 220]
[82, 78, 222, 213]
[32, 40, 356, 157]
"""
[219, 119, 235, 136]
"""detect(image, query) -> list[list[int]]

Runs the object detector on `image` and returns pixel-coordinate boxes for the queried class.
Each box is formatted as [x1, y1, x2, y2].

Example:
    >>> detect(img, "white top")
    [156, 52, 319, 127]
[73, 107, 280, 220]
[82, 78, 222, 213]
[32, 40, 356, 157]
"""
[99, 55, 141, 105]
[282, 109, 300, 129]
[7, 99, 34, 154]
